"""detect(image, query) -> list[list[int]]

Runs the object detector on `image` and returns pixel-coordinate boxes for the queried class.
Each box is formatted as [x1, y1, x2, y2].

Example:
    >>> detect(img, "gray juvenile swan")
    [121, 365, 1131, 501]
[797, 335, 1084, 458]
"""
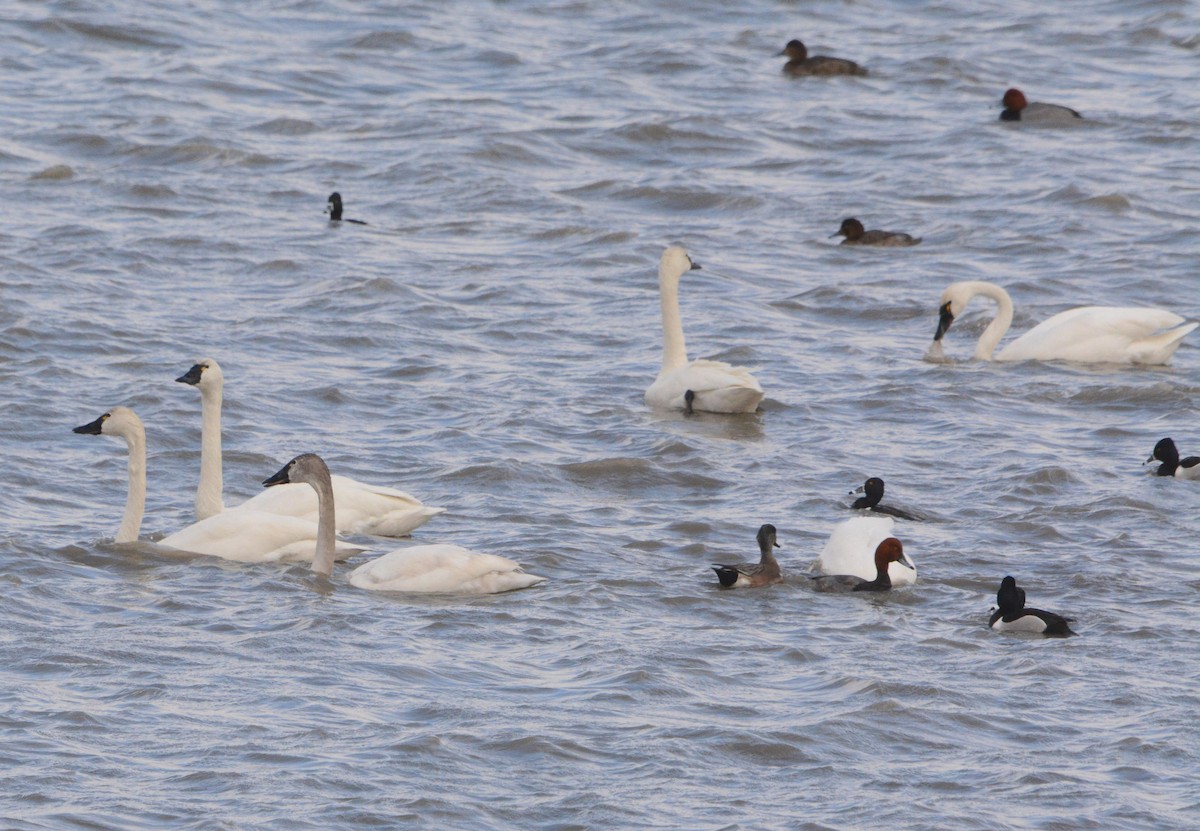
[265, 453, 546, 594]
[177, 358, 444, 536]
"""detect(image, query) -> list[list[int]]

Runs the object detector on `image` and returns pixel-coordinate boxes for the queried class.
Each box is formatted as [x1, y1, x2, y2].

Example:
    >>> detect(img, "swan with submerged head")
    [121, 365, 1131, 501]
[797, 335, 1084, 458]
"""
[814, 515, 916, 586]
[932, 281, 1196, 364]
[644, 246, 764, 414]
[265, 453, 546, 594]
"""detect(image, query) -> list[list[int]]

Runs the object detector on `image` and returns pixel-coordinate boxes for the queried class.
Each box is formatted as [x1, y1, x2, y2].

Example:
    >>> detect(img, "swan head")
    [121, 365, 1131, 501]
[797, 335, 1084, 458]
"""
[264, 453, 331, 490]
[874, 537, 912, 572]
[73, 406, 143, 440]
[996, 575, 1027, 613]
[832, 217, 864, 240]
[756, 523, 780, 552]
[659, 245, 700, 286]
[326, 192, 343, 220]
[934, 283, 975, 341]
[1001, 88, 1027, 112]
[1147, 437, 1178, 466]
[176, 358, 222, 391]
[778, 39, 807, 60]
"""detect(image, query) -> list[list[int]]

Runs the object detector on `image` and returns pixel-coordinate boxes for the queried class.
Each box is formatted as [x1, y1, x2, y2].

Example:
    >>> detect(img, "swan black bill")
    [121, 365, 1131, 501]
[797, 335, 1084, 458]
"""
[934, 302, 954, 341]
[263, 463, 293, 487]
[73, 414, 107, 434]
[176, 363, 204, 385]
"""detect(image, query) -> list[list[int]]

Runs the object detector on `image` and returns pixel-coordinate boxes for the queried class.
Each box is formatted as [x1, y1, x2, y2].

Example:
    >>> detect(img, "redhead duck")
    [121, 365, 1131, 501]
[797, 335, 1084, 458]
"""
[712, 524, 782, 588]
[811, 537, 908, 592]
[849, 477, 921, 521]
[779, 40, 866, 77]
[989, 576, 1075, 636]
[999, 88, 1081, 123]
[832, 218, 921, 247]
[1145, 438, 1200, 480]
[326, 192, 368, 224]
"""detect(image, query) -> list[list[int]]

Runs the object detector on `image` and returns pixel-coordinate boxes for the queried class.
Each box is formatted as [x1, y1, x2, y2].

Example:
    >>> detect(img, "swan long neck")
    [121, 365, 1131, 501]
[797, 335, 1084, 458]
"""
[968, 281, 1014, 360]
[659, 271, 688, 372]
[118, 423, 147, 544]
[196, 379, 224, 520]
[310, 471, 338, 578]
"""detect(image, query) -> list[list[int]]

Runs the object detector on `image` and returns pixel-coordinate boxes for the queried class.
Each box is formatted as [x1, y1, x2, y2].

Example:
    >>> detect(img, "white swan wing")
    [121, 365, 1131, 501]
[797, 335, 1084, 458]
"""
[159, 509, 362, 563]
[348, 544, 546, 594]
[235, 476, 445, 537]
[1000, 307, 1194, 364]
[815, 515, 915, 585]
[646, 359, 764, 413]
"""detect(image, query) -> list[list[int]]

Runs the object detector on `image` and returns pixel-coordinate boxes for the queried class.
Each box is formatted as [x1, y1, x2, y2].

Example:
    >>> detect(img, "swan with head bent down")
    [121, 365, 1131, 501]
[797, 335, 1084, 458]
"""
[177, 358, 444, 536]
[932, 280, 1196, 364]
[73, 407, 361, 563]
[644, 246, 764, 414]
[265, 453, 546, 594]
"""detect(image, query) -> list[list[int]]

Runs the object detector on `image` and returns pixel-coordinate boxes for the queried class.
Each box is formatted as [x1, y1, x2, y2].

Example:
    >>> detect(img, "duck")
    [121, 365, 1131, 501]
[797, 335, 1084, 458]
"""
[778, 40, 867, 77]
[176, 358, 444, 535]
[265, 453, 545, 593]
[932, 280, 1196, 364]
[999, 88, 1081, 123]
[1145, 438, 1200, 480]
[644, 246, 764, 414]
[810, 538, 907, 592]
[989, 576, 1075, 636]
[831, 218, 921, 247]
[711, 524, 782, 588]
[849, 478, 921, 521]
[74, 407, 361, 563]
[326, 192, 367, 225]
[814, 515, 916, 586]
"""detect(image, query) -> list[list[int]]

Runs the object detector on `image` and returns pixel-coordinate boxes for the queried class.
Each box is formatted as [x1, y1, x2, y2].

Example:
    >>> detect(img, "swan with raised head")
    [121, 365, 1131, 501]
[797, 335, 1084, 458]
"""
[266, 453, 546, 594]
[814, 515, 916, 586]
[75, 407, 361, 563]
[177, 358, 444, 536]
[932, 280, 1196, 364]
[810, 537, 908, 592]
[711, 524, 782, 588]
[989, 576, 1075, 636]
[644, 246, 764, 414]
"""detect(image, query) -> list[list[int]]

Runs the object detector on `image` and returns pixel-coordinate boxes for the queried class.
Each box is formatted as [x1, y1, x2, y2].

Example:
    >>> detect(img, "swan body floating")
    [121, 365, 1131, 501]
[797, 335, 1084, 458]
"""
[74, 407, 360, 563]
[644, 246, 764, 414]
[814, 516, 916, 586]
[932, 280, 1196, 364]
[1146, 438, 1200, 480]
[989, 576, 1075, 636]
[849, 477, 921, 521]
[711, 524, 782, 588]
[177, 358, 444, 536]
[810, 538, 908, 592]
[266, 453, 546, 594]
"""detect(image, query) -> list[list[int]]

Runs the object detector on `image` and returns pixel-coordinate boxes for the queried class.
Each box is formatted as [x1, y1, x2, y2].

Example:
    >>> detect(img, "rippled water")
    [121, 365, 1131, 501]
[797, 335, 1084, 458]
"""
[3, 1, 1199, 828]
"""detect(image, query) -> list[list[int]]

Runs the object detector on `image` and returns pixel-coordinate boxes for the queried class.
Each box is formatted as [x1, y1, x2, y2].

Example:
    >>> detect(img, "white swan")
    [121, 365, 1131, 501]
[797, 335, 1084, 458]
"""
[177, 358, 445, 536]
[813, 516, 916, 586]
[933, 280, 1196, 364]
[267, 453, 546, 594]
[74, 407, 361, 563]
[644, 246, 764, 413]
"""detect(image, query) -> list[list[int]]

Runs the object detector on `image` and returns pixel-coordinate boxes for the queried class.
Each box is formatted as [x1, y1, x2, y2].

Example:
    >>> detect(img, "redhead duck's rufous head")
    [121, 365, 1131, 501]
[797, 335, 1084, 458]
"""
[873, 537, 909, 572]
[1001, 88, 1027, 111]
